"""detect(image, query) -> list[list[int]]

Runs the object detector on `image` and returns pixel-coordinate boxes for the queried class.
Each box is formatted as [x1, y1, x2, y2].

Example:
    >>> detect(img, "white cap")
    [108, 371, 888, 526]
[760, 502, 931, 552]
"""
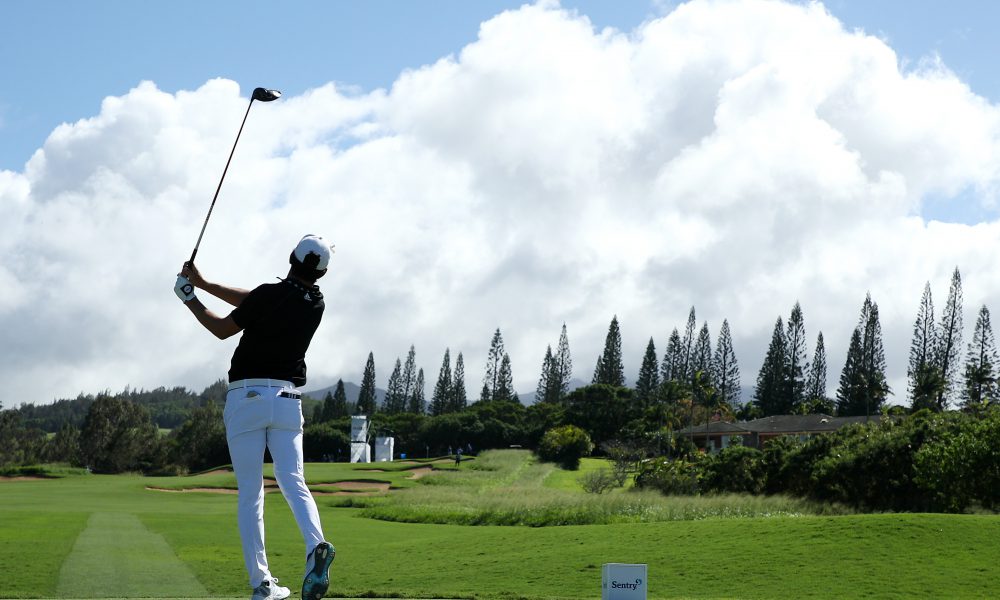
[292, 234, 334, 271]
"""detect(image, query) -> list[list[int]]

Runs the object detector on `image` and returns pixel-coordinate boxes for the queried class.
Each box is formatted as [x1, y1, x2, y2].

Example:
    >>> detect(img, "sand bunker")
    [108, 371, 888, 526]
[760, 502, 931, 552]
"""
[147, 479, 390, 496]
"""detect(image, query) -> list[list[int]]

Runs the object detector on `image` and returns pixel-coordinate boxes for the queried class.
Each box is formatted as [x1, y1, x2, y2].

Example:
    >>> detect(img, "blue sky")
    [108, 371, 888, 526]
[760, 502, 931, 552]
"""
[3, 0, 1000, 405]
[3, 0, 999, 176]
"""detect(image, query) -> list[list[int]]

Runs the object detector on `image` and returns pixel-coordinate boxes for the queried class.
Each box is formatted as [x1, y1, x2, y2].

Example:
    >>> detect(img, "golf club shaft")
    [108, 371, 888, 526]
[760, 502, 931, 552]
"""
[188, 98, 255, 265]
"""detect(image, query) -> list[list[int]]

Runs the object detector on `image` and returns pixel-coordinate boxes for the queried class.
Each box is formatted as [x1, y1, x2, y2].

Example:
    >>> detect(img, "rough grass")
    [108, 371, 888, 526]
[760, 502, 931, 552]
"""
[355, 450, 848, 526]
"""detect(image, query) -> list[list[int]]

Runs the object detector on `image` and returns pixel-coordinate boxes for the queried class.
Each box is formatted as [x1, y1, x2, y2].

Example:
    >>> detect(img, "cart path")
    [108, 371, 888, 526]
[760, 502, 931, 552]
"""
[56, 512, 209, 598]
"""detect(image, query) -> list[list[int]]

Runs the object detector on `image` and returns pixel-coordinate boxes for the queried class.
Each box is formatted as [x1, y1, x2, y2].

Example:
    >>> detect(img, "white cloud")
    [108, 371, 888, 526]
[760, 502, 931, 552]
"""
[3, 0, 1000, 408]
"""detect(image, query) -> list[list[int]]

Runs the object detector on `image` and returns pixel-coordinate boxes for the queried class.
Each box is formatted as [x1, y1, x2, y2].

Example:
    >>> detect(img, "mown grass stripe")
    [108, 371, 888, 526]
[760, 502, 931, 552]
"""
[56, 512, 209, 598]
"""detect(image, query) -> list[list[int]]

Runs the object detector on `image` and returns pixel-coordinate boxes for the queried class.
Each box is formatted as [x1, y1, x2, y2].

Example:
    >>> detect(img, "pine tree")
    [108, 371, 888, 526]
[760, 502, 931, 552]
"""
[452, 353, 468, 411]
[536, 345, 555, 403]
[317, 391, 335, 423]
[836, 328, 865, 416]
[935, 268, 963, 410]
[712, 319, 741, 409]
[804, 332, 828, 406]
[908, 282, 938, 410]
[635, 338, 660, 407]
[496, 354, 516, 402]
[408, 368, 425, 414]
[592, 355, 604, 384]
[661, 328, 684, 383]
[594, 315, 625, 386]
[554, 324, 573, 397]
[963, 305, 999, 408]
[784, 302, 808, 411]
[356, 352, 377, 415]
[401, 345, 417, 402]
[753, 317, 786, 416]
[384, 358, 405, 414]
[431, 349, 453, 416]
[837, 295, 890, 416]
[482, 329, 506, 402]
[681, 307, 697, 382]
[691, 322, 713, 388]
[331, 380, 349, 418]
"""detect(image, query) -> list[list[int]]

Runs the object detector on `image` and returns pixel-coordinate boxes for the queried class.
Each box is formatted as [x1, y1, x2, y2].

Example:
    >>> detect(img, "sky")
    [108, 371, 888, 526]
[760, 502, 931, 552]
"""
[3, 0, 1000, 407]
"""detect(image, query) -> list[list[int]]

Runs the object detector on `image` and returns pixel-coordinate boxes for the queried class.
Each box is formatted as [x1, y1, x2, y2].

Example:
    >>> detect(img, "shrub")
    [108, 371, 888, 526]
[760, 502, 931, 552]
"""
[579, 468, 617, 494]
[634, 457, 700, 495]
[915, 409, 1000, 512]
[701, 446, 765, 495]
[537, 425, 593, 470]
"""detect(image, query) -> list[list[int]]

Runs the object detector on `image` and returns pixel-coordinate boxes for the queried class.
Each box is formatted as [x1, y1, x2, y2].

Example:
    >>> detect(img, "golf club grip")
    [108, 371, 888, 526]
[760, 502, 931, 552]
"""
[188, 98, 255, 264]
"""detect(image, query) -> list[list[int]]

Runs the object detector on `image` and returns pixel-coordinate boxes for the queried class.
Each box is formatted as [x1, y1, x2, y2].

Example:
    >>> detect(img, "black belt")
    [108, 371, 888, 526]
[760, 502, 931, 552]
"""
[279, 391, 301, 399]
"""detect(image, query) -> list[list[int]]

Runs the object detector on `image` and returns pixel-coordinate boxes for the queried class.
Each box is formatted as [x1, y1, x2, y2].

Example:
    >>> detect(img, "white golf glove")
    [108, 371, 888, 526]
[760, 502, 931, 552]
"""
[174, 275, 197, 303]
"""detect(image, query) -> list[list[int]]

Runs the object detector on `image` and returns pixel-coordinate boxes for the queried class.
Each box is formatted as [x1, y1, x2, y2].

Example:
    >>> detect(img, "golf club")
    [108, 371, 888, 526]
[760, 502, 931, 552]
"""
[187, 87, 281, 265]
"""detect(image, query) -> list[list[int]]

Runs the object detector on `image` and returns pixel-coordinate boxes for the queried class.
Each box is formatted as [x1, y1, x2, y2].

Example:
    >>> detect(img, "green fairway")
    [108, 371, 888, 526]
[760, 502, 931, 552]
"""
[2, 451, 999, 599]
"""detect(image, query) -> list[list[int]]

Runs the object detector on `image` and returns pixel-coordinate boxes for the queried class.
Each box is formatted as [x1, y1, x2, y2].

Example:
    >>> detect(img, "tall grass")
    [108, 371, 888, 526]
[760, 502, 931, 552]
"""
[355, 450, 850, 526]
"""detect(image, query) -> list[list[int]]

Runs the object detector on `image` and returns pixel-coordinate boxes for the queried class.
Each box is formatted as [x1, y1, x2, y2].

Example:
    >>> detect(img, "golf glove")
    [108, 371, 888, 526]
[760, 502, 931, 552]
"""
[174, 275, 197, 303]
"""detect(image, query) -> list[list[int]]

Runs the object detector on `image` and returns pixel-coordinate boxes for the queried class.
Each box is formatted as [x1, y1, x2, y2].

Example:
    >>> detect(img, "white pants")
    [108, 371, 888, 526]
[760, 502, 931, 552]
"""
[224, 383, 325, 588]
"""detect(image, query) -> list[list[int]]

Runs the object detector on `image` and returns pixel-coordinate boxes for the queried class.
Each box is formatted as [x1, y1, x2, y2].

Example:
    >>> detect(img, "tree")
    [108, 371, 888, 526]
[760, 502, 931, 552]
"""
[754, 317, 787, 416]
[634, 338, 660, 408]
[908, 282, 938, 408]
[431, 349, 453, 416]
[553, 324, 573, 397]
[963, 305, 999, 409]
[837, 295, 889, 417]
[330, 381, 349, 419]
[171, 401, 227, 472]
[803, 332, 831, 413]
[496, 354, 517, 403]
[408, 368, 425, 414]
[712, 319, 741, 409]
[536, 345, 559, 404]
[401, 345, 417, 403]
[384, 358, 405, 414]
[482, 329, 506, 401]
[593, 315, 625, 386]
[680, 307, 697, 382]
[356, 352, 377, 415]
[452, 353, 468, 412]
[661, 328, 684, 383]
[784, 302, 808, 412]
[690, 322, 713, 389]
[935, 268, 963, 410]
[79, 394, 160, 474]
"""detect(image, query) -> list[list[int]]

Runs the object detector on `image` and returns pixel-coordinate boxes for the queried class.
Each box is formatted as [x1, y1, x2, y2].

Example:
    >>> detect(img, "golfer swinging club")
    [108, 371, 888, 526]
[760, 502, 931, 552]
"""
[174, 235, 337, 600]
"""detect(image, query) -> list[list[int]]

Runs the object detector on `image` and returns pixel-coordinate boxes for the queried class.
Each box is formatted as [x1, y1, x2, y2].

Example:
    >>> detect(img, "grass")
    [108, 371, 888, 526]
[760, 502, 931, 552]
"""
[353, 451, 845, 526]
[1, 452, 999, 599]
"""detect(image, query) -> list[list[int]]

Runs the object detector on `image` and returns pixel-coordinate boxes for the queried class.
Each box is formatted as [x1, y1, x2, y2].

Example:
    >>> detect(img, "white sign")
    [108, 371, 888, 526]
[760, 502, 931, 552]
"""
[350, 441, 370, 464]
[602, 563, 647, 600]
[374, 437, 394, 462]
[350, 415, 369, 443]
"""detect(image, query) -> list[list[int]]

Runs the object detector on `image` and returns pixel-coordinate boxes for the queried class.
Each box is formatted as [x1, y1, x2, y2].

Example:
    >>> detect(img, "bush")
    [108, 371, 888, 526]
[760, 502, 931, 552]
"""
[701, 446, 765, 495]
[915, 409, 1000, 512]
[579, 468, 618, 494]
[537, 425, 593, 470]
[634, 457, 700, 495]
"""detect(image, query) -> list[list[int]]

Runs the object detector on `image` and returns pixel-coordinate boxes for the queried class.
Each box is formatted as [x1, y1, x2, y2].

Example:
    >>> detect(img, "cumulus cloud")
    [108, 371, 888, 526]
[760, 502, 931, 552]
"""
[3, 0, 1000, 407]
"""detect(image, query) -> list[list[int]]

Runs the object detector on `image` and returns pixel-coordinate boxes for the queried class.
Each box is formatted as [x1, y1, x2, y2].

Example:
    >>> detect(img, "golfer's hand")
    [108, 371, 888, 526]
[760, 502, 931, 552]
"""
[174, 275, 197, 303]
[181, 261, 206, 288]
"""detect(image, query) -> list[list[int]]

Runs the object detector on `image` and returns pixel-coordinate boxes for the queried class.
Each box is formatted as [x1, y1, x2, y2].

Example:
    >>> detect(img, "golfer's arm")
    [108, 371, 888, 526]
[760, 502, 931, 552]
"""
[184, 298, 242, 339]
[197, 281, 250, 307]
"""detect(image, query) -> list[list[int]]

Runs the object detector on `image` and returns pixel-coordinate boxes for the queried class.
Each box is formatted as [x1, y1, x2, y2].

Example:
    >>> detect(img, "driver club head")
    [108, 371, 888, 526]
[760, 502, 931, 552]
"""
[252, 87, 282, 102]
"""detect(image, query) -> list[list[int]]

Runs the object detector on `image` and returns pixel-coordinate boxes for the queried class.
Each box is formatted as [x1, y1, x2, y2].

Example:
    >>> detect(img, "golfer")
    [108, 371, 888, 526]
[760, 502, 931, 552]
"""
[174, 235, 337, 600]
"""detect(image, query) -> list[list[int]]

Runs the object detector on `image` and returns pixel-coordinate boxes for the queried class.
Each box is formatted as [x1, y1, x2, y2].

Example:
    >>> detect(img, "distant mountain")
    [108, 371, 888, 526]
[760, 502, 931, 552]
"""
[303, 381, 386, 407]
[517, 377, 589, 405]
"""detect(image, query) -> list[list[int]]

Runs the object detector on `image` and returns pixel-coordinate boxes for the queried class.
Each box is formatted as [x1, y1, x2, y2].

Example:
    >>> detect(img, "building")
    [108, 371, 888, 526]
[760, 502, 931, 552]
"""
[677, 414, 875, 454]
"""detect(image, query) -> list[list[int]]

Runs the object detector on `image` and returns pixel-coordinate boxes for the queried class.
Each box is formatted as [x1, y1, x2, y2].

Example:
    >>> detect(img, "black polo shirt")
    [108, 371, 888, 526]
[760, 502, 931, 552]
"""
[228, 278, 324, 387]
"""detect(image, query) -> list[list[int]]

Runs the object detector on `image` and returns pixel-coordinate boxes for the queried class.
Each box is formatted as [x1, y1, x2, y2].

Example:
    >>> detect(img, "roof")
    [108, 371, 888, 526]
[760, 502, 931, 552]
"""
[678, 414, 875, 436]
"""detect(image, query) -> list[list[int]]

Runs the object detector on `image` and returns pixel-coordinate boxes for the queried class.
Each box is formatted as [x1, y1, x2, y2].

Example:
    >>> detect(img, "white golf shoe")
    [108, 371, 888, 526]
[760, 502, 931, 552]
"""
[251, 577, 290, 600]
[302, 541, 336, 600]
